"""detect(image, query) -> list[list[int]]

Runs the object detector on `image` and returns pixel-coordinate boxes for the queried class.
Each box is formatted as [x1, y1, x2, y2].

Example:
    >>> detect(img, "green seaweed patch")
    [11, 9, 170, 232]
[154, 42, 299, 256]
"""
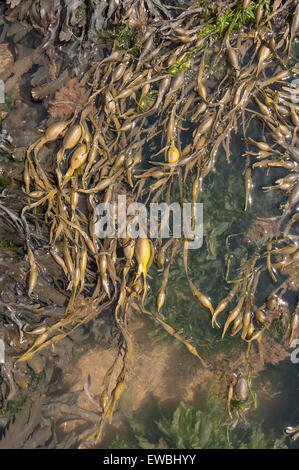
[0, 392, 25, 417]
[198, 1, 269, 38]
[0, 173, 10, 189]
[97, 21, 142, 55]
[167, 46, 203, 75]
[106, 387, 287, 449]
[267, 316, 285, 342]
[0, 239, 21, 254]
[98, 20, 143, 54]
[138, 89, 158, 112]
[75, 2, 87, 20]
[117, 20, 142, 53]
[116, 391, 231, 449]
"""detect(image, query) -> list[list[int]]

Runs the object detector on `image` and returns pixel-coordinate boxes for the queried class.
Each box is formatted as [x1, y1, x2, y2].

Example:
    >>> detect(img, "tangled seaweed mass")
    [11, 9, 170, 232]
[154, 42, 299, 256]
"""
[0, 0, 298, 447]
